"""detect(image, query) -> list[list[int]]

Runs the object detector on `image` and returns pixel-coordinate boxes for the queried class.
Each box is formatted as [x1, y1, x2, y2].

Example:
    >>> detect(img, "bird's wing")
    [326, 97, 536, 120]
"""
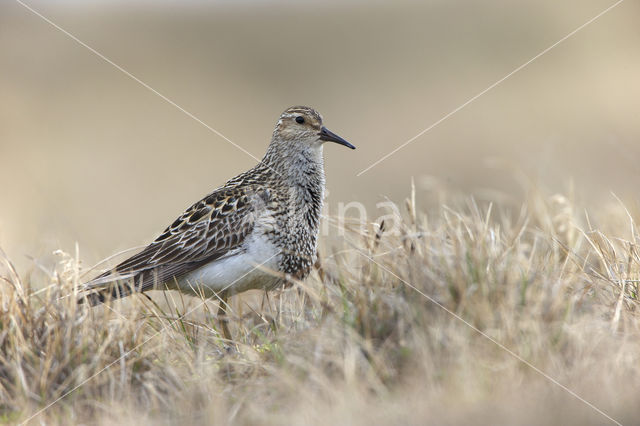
[83, 185, 265, 301]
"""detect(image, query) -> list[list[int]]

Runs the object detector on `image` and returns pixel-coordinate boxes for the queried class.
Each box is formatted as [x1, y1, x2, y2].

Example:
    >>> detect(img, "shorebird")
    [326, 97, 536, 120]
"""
[81, 106, 355, 340]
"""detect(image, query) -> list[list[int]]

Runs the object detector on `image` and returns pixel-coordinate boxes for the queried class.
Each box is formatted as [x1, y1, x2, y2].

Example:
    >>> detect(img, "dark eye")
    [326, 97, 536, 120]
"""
[295, 116, 305, 124]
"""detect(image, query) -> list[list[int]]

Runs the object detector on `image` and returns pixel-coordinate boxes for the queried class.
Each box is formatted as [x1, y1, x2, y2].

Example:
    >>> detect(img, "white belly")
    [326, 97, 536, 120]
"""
[174, 234, 282, 297]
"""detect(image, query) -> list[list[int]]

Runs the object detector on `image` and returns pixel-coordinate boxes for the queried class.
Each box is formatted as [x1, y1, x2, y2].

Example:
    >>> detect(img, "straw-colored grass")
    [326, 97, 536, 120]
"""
[1, 186, 639, 425]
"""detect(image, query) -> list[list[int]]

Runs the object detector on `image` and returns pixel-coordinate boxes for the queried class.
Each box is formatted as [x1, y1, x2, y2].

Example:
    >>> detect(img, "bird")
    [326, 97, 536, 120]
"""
[80, 106, 355, 340]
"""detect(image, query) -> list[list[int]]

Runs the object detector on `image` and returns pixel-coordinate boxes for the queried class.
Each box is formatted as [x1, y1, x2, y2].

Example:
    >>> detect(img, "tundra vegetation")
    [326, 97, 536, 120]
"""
[1, 186, 639, 425]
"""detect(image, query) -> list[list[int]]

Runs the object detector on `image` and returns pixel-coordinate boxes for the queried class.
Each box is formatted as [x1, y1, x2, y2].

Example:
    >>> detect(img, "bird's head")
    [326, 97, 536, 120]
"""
[272, 106, 355, 151]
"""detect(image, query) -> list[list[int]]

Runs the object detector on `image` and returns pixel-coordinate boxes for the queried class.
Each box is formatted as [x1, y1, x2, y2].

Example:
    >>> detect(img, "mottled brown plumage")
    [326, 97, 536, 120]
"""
[82, 106, 355, 313]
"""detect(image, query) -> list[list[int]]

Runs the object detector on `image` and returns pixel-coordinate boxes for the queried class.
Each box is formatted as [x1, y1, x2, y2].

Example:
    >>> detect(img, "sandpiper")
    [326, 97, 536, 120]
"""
[82, 106, 355, 339]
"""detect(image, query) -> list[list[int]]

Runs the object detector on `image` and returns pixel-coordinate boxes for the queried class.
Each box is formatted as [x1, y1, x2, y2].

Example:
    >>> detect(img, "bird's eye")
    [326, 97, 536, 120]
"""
[295, 116, 305, 124]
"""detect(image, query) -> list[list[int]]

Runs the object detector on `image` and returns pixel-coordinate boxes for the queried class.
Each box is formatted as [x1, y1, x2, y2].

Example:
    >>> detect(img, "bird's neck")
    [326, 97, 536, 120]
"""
[261, 142, 325, 189]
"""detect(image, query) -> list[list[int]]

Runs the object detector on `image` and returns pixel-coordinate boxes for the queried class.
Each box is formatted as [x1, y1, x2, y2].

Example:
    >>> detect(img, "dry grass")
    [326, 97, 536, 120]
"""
[1, 186, 640, 425]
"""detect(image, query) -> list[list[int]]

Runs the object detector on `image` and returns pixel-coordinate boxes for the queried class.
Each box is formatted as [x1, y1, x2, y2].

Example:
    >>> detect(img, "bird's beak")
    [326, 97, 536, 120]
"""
[318, 126, 355, 149]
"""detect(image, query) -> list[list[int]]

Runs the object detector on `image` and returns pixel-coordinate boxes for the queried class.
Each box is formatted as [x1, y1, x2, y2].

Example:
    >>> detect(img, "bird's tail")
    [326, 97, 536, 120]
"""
[77, 284, 134, 306]
[77, 272, 141, 306]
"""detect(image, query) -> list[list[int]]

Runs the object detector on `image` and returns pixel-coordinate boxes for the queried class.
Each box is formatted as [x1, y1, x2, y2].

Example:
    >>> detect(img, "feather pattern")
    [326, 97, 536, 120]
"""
[83, 183, 263, 302]
[80, 106, 354, 305]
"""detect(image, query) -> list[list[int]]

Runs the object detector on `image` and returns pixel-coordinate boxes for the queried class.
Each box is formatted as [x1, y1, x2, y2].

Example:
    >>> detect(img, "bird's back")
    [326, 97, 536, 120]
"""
[81, 167, 271, 303]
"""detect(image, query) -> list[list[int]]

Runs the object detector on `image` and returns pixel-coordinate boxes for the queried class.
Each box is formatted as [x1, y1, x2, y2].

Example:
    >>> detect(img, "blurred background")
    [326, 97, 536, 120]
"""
[1, 0, 639, 274]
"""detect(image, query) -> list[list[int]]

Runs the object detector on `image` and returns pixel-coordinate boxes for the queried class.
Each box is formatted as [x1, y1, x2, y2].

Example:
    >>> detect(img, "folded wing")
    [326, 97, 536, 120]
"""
[81, 186, 258, 304]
